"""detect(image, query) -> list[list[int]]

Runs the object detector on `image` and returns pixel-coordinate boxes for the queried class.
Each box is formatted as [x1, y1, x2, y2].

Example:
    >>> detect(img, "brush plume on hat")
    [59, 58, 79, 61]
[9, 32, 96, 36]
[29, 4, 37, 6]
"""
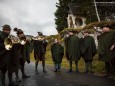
[14, 27, 18, 32]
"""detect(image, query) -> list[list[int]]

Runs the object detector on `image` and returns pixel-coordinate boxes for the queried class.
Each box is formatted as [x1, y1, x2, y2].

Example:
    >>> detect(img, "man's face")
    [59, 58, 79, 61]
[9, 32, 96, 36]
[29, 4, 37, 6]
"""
[84, 32, 89, 37]
[54, 39, 58, 43]
[3, 29, 11, 35]
[18, 33, 24, 38]
[102, 27, 110, 32]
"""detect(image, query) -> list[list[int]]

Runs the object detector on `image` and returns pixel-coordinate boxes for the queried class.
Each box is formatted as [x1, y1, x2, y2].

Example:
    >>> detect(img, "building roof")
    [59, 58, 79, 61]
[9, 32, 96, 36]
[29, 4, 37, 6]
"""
[68, 3, 84, 16]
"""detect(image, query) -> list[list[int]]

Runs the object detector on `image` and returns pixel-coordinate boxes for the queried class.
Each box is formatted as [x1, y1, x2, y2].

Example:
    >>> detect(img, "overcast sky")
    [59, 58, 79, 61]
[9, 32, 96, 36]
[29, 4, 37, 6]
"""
[0, 0, 58, 36]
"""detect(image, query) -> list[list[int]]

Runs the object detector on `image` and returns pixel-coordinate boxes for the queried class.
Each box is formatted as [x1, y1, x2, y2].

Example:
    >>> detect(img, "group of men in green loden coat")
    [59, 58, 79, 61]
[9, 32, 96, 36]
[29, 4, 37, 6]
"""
[64, 24, 115, 80]
[64, 30, 97, 73]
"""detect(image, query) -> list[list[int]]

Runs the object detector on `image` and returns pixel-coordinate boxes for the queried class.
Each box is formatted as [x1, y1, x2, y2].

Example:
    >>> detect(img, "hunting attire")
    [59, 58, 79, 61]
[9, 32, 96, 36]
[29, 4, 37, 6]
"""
[67, 33, 81, 72]
[51, 42, 64, 72]
[13, 29, 31, 83]
[80, 35, 97, 73]
[8, 43, 21, 86]
[0, 25, 12, 86]
[33, 32, 48, 74]
[98, 29, 115, 77]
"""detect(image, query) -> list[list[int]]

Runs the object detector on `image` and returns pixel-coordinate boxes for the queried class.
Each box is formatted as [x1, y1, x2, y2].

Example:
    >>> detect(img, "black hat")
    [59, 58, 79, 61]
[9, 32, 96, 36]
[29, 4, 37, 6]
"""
[2, 24, 11, 30]
[14, 28, 23, 35]
[101, 24, 111, 28]
[37, 32, 43, 36]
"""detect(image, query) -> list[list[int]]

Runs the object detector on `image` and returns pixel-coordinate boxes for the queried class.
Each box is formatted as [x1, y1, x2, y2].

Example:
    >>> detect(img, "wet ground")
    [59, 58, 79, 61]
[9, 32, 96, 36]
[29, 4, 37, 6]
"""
[2, 62, 115, 86]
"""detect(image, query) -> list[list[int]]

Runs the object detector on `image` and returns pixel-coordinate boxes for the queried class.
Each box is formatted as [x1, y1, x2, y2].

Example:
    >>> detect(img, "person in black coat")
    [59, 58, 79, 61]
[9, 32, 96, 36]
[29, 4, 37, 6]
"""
[34, 32, 48, 74]
[13, 28, 31, 82]
[0, 24, 12, 86]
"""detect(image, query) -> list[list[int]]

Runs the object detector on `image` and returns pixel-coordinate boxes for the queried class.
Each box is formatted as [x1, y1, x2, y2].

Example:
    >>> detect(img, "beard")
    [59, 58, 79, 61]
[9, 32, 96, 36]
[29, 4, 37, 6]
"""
[3, 32, 10, 37]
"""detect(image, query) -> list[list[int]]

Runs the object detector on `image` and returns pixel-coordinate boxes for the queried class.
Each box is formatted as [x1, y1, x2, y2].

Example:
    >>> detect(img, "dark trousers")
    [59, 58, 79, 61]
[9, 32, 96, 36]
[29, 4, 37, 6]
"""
[84, 59, 93, 72]
[69, 60, 78, 71]
[105, 59, 115, 76]
[54, 63, 61, 70]
[15, 58, 25, 78]
[0, 66, 7, 86]
[35, 54, 46, 71]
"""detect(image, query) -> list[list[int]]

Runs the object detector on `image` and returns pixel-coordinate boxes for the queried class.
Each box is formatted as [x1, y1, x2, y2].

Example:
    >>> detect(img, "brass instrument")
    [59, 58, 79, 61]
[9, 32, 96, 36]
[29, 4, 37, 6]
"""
[32, 35, 47, 41]
[4, 35, 26, 50]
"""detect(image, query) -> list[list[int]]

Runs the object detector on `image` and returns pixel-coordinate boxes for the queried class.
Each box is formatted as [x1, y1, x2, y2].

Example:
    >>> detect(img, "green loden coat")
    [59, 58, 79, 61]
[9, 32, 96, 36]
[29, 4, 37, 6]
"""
[98, 30, 115, 62]
[67, 35, 81, 61]
[64, 37, 69, 60]
[80, 36, 97, 61]
[51, 43, 64, 64]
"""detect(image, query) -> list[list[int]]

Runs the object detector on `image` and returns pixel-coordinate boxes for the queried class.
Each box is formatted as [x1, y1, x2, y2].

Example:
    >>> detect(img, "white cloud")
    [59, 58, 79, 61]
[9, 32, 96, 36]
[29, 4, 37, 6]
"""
[0, 0, 58, 36]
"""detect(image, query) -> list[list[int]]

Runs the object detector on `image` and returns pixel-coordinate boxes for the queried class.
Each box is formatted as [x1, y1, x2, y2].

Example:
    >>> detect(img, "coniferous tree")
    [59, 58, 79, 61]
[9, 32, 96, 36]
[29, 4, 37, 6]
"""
[54, 0, 115, 32]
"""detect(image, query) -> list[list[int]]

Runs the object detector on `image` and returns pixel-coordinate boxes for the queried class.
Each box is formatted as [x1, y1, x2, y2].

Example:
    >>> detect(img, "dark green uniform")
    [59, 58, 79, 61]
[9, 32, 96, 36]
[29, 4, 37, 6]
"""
[68, 35, 81, 61]
[67, 35, 81, 72]
[51, 43, 64, 71]
[80, 36, 97, 73]
[98, 30, 115, 76]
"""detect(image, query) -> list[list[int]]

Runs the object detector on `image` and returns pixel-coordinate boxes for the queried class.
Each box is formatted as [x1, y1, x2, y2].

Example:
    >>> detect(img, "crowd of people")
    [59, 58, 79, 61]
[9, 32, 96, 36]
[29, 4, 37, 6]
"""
[0, 24, 115, 86]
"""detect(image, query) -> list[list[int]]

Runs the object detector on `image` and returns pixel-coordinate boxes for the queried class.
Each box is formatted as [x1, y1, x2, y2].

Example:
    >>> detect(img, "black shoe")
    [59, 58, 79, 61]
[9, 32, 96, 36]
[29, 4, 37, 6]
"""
[35, 70, 39, 74]
[76, 70, 79, 73]
[22, 74, 30, 78]
[16, 77, 21, 82]
[84, 71, 89, 74]
[103, 74, 110, 78]
[54, 69, 57, 72]
[89, 71, 94, 74]
[43, 69, 47, 73]
[68, 69, 73, 73]
[9, 81, 19, 86]
[58, 69, 61, 72]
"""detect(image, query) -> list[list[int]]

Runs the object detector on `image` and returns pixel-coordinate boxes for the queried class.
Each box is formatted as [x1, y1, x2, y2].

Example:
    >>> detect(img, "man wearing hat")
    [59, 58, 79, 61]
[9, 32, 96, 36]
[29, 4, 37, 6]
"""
[98, 24, 115, 79]
[67, 31, 81, 73]
[13, 28, 31, 81]
[80, 30, 97, 74]
[33, 32, 48, 74]
[0, 24, 12, 86]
